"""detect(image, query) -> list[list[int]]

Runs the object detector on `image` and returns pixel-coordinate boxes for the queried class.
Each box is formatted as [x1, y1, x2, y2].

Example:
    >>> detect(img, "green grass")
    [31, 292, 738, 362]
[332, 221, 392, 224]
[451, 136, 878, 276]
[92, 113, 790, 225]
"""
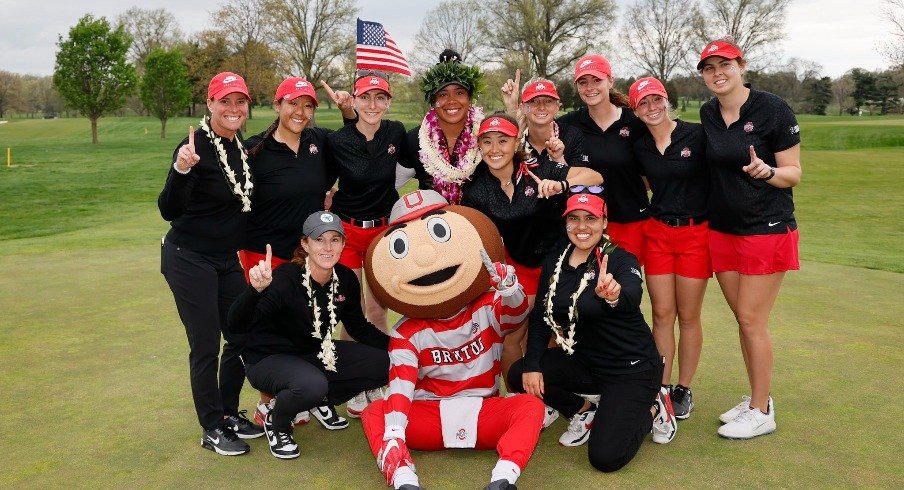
[0, 112, 902, 488]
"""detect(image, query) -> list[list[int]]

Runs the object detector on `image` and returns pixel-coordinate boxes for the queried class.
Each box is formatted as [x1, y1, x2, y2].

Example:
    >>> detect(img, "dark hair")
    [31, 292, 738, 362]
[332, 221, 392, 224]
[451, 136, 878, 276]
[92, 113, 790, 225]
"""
[439, 49, 462, 63]
[608, 89, 631, 109]
[291, 239, 309, 265]
[248, 117, 279, 159]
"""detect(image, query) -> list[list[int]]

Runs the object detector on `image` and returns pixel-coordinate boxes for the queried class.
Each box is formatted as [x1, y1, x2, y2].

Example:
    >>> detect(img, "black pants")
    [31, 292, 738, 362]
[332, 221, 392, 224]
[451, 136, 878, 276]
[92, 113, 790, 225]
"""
[162, 240, 246, 431]
[508, 349, 661, 472]
[245, 341, 389, 432]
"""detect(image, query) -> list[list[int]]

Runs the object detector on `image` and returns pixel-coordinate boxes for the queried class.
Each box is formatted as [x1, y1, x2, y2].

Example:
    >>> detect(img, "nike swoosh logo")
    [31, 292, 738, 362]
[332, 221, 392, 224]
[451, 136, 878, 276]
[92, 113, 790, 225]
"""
[268, 432, 278, 446]
[630, 360, 641, 365]
[768, 221, 781, 227]
[639, 208, 647, 213]
[208, 436, 219, 445]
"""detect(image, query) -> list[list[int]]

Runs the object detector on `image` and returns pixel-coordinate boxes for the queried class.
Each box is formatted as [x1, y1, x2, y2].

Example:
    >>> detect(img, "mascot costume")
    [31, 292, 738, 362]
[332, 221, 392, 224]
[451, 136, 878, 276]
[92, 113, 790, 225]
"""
[361, 189, 545, 490]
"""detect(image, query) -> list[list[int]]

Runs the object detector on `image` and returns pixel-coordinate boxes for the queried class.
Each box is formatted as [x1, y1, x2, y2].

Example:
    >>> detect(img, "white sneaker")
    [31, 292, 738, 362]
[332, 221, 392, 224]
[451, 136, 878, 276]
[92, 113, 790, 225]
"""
[542, 405, 560, 429]
[346, 392, 368, 419]
[366, 387, 385, 402]
[718, 397, 775, 439]
[292, 410, 310, 426]
[719, 395, 751, 424]
[558, 404, 596, 446]
[651, 387, 677, 444]
[253, 399, 273, 427]
[311, 404, 349, 430]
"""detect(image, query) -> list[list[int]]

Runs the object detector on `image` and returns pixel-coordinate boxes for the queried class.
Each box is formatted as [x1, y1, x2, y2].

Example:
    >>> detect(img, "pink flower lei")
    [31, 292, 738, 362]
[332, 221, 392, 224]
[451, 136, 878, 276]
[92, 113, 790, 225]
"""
[417, 106, 484, 204]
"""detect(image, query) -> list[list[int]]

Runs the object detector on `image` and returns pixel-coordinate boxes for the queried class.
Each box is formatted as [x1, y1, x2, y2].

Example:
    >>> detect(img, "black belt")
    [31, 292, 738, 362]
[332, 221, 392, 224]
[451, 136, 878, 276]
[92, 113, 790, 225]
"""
[336, 213, 389, 229]
[655, 216, 708, 227]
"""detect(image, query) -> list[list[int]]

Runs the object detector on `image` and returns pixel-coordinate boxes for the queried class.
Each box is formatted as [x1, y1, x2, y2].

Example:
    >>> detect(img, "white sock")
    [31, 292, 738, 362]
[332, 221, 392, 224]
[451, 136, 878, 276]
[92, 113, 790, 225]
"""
[490, 459, 521, 485]
[393, 465, 419, 489]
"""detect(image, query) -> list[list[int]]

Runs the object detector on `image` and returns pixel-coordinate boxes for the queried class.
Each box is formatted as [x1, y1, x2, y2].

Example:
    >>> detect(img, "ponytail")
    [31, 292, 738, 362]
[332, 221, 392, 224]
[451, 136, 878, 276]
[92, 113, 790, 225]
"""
[248, 117, 280, 159]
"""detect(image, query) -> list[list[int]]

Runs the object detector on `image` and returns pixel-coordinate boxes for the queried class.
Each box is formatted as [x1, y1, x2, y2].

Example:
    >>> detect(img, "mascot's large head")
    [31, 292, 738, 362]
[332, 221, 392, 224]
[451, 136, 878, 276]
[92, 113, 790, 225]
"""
[365, 190, 504, 319]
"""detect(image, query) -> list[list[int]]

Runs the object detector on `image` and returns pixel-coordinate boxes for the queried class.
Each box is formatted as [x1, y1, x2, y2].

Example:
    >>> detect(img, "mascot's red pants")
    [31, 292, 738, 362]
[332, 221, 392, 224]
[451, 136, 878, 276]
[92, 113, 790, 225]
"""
[362, 394, 544, 473]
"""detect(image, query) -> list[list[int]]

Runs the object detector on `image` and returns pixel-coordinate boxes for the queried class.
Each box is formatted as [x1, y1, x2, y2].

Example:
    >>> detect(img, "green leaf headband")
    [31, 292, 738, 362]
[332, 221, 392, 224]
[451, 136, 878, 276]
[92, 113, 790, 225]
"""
[420, 60, 485, 103]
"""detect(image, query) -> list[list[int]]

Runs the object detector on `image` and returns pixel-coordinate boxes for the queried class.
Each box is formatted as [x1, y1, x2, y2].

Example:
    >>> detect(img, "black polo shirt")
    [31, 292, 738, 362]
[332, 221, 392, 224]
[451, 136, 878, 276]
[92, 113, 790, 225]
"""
[329, 120, 412, 220]
[242, 127, 334, 260]
[558, 107, 650, 224]
[461, 160, 569, 268]
[700, 88, 800, 235]
[523, 122, 585, 167]
[634, 120, 709, 221]
[158, 127, 249, 256]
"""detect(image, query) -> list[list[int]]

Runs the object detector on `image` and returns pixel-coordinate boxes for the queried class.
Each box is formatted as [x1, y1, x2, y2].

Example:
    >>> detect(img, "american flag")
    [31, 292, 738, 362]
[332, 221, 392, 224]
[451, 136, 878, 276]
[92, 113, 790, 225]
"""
[356, 18, 411, 77]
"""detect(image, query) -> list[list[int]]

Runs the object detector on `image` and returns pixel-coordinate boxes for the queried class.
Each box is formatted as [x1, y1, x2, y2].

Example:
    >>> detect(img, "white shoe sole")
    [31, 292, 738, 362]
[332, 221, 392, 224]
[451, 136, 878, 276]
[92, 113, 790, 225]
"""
[270, 448, 300, 459]
[312, 415, 349, 430]
[717, 423, 776, 439]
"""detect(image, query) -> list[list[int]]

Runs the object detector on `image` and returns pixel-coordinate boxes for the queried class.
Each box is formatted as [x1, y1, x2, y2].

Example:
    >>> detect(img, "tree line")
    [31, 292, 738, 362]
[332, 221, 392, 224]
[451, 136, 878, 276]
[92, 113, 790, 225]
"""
[1, 0, 902, 143]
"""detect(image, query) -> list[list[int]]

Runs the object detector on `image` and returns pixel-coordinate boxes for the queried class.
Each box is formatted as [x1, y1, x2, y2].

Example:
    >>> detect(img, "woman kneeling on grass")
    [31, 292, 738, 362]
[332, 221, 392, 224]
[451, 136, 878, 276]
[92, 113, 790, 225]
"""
[227, 211, 389, 459]
[507, 191, 677, 472]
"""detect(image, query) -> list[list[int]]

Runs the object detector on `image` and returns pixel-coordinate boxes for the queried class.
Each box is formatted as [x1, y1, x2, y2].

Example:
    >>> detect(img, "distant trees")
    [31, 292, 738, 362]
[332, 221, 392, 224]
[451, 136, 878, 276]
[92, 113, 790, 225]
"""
[620, 0, 698, 82]
[411, 0, 486, 71]
[880, 0, 904, 67]
[692, 0, 792, 67]
[851, 68, 902, 115]
[140, 48, 192, 138]
[53, 15, 137, 143]
[116, 7, 183, 68]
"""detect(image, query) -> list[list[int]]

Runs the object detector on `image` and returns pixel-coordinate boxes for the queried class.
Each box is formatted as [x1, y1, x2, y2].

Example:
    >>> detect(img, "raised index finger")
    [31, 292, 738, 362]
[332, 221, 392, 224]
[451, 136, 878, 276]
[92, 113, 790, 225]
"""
[599, 254, 609, 279]
[265, 243, 272, 268]
[320, 80, 339, 102]
[748, 145, 759, 162]
[514, 68, 521, 90]
[188, 126, 194, 148]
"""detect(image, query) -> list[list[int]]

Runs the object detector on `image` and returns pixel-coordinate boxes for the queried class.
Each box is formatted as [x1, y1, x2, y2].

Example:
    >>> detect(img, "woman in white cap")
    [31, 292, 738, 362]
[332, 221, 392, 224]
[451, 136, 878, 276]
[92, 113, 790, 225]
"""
[558, 55, 650, 266]
[508, 191, 677, 472]
[629, 76, 711, 420]
[228, 211, 390, 460]
[241, 76, 355, 431]
[696, 38, 802, 439]
[159, 71, 262, 456]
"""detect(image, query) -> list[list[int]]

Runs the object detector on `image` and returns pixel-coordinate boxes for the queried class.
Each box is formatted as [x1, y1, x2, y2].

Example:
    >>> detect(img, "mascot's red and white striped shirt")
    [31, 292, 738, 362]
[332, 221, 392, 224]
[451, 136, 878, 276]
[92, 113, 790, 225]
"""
[381, 287, 529, 441]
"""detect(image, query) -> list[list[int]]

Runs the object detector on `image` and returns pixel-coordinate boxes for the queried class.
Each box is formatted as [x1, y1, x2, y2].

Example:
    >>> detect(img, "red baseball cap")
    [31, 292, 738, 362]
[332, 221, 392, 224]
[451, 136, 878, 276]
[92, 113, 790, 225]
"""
[563, 193, 607, 218]
[697, 40, 744, 70]
[274, 77, 318, 106]
[477, 116, 519, 137]
[629, 77, 669, 110]
[521, 79, 560, 102]
[208, 72, 250, 101]
[390, 190, 449, 225]
[354, 75, 392, 97]
[573, 54, 612, 83]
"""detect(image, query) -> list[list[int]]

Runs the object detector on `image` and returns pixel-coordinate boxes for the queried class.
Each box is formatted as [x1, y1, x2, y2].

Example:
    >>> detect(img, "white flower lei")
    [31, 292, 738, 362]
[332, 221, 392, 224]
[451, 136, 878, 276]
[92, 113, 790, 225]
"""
[301, 260, 340, 372]
[542, 244, 590, 355]
[417, 106, 484, 185]
[199, 116, 253, 212]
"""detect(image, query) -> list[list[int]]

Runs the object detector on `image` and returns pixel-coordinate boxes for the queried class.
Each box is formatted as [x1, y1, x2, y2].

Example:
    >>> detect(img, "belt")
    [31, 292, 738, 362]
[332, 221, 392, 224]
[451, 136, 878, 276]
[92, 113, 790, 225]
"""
[337, 213, 389, 229]
[655, 216, 708, 227]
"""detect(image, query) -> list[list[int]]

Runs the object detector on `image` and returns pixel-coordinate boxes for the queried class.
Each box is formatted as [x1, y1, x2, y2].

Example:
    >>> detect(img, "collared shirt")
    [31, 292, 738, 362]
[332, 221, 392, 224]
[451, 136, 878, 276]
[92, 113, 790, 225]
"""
[700, 87, 800, 235]
[523, 122, 585, 167]
[329, 120, 412, 220]
[243, 127, 334, 259]
[158, 127, 249, 256]
[461, 160, 569, 268]
[558, 107, 650, 224]
[634, 120, 709, 221]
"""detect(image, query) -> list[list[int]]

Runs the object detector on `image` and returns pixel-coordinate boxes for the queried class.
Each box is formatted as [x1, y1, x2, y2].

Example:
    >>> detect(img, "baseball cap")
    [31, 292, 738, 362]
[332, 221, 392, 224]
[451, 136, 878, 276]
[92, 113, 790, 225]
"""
[697, 40, 744, 70]
[521, 79, 560, 102]
[477, 116, 519, 137]
[629, 77, 669, 110]
[390, 190, 449, 225]
[573, 54, 612, 83]
[302, 211, 345, 238]
[274, 77, 318, 106]
[354, 75, 392, 97]
[208, 72, 250, 101]
[563, 193, 607, 218]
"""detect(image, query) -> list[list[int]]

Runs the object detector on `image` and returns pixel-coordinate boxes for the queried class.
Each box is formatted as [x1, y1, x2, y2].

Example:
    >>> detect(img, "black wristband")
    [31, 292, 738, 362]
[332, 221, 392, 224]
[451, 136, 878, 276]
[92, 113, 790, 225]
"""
[764, 167, 776, 181]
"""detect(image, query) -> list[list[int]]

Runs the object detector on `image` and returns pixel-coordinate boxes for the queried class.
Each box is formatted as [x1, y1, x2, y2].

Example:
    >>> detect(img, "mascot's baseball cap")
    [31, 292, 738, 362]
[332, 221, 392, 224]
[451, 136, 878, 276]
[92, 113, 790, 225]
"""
[573, 54, 612, 83]
[563, 193, 607, 218]
[354, 75, 392, 97]
[521, 79, 560, 102]
[477, 116, 519, 137]
[390, 190, 448, 225]
[629, 77, 669, 110]
[697, 40, 744, 70]
[208, 72, 250, 101]
[275, 77, 318, 106]
[302, 211, 345, 238]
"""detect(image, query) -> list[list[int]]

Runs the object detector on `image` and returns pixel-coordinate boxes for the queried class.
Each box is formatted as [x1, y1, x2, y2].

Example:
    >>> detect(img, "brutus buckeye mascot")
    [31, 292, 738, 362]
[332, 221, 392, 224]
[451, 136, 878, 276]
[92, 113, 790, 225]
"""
[361, 190, 545, 490]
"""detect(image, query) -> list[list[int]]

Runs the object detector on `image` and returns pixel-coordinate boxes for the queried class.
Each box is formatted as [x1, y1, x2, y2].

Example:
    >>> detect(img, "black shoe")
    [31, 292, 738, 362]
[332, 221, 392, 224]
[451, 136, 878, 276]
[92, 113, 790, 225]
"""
[484, 479, 517, 490]
[264, 414, 300, 459]
[200, 426, 250, 456]
[670, 384, 695, 420]
[311, 404, 349, 430]
[225, 410, 265, 439]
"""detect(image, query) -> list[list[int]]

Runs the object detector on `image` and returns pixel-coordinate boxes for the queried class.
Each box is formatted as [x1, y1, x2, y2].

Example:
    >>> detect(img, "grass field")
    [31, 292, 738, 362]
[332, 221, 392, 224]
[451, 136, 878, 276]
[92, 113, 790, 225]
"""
[1, 110, 902, 488]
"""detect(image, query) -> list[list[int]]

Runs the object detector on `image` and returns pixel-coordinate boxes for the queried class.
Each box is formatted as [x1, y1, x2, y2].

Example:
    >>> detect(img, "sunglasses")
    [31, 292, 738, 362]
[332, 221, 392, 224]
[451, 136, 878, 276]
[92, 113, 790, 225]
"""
[569, 185, 604, 195]
[356, 69, 388, 79]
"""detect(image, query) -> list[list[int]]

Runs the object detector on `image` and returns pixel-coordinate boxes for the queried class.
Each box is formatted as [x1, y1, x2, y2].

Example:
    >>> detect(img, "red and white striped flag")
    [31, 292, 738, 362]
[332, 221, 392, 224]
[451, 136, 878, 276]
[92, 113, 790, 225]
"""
[355, 18, 411, 76]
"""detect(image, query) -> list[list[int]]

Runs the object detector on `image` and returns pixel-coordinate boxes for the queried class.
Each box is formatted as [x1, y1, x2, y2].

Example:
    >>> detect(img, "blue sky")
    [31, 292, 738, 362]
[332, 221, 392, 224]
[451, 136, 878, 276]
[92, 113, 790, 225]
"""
[0, 0, 894, 78]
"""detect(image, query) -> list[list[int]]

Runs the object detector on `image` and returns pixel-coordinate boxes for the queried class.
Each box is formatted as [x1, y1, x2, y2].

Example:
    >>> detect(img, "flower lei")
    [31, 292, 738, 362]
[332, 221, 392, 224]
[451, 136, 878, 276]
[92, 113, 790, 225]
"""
[543, 239, 615, 355]
[199, 116, 253, 212]
[418, 106, 484, 204]
[301, 260, 340, 371]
